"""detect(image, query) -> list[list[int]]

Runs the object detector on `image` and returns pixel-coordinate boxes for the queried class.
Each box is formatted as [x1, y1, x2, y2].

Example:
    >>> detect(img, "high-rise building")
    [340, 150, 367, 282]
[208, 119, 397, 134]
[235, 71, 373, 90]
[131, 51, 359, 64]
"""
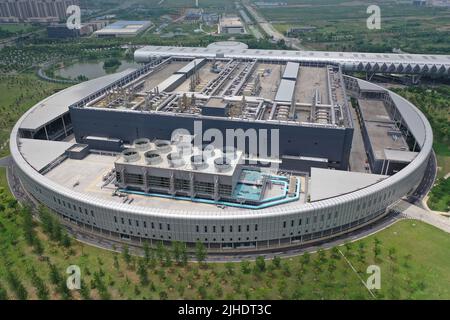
[0, 0, 79, 23]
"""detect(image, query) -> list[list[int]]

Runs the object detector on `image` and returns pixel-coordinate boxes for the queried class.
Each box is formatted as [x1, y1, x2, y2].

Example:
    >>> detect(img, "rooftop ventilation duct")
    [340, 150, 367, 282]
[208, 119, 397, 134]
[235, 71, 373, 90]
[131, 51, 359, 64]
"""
[133, 138, 151, 151]
[167, 152, 185, 168]
[122, 149, 140, 162]
[154, 140, 172, 153]
[214, 156, 232, 172]
[144, 150, 162, 165]
[190, 155, 208, 170]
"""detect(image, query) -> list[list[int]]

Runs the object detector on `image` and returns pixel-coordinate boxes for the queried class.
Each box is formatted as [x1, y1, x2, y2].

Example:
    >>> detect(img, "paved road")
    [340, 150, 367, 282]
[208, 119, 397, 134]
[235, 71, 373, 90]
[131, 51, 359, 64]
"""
[0, 155, 12, 168]
[243, 0, 304, 50]
[394, 200, 450, 234]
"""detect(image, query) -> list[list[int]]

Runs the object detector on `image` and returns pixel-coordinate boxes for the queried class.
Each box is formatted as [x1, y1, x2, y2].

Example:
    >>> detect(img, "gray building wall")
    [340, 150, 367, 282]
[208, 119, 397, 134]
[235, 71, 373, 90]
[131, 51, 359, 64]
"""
[69, 107, 353, 171]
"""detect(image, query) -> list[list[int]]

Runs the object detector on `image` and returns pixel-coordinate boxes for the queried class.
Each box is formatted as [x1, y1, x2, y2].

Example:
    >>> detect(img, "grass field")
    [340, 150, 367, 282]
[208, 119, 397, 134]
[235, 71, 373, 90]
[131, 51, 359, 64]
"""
[0, 23, 39, 39]
[1, 178, 450, 301]
[259, 0, 450, 53]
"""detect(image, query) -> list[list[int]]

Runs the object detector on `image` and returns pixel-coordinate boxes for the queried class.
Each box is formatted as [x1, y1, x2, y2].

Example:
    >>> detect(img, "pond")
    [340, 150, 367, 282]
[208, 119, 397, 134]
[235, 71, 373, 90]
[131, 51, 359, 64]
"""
[55, 59, 142, 80]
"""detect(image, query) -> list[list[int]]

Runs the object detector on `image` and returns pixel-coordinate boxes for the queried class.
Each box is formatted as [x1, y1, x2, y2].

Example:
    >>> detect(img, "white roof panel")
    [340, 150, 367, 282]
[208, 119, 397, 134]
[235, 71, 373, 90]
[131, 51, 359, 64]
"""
[274, 79, 296, 102]
[310, 168, 387, 201]
[20, 69, 136, 131]
[18, 138, 75, 172]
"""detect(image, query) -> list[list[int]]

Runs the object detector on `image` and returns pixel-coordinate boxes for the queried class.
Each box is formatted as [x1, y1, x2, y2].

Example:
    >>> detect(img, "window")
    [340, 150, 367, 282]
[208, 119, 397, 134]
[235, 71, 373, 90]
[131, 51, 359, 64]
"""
[213, 226, 216, 233]
[167, 224, 171, 231]
[159, 223, 162, 230]
[255, 224, 258, 231]
[204, 226, 208, 232]
[230, 226, 233, 232]
[136, 220, 139, 227]
[196, 225, 199, 232]
[246, 225, 250, 232]
[238, 225, 241, 232]
[299, 219, 302, 226]
[221, 226, 225, 233]
[283, 221, 286, 228]
[121, 217, 125, 224]
[291, 220, 294, 227]
[128, 219, 132, 226]
[151, 222, 154, 229]
[143, 221, 147, 228]
[114, 216, 117, 223]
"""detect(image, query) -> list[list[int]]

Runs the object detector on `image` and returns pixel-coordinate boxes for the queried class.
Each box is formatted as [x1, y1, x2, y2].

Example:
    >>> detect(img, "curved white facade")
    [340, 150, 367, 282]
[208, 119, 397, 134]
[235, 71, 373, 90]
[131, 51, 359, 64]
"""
[10, 75, 433, 251]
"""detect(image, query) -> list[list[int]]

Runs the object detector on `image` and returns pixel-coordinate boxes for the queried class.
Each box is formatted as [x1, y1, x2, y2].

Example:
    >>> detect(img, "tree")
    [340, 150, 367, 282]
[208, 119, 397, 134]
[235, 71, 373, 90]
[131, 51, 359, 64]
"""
[172, 241, 183, 265]
[317, 249, 327, 263]
[300, 252, 311, 268]
[159, 290, 168, 300]
[272, 256, 281, 269]
[344, 242, 353, 257]
[6, 270, 28, 300]
[29, 267, 49, 300]
[79, 279, 91, 300]
[122, 244, 131, 266]
[388, 247, 397, 261]
[113, 254, 120, 271]
[195, 241, 207, 266]
[180, 244, 188, 267]
[0, 284, 8, 300]
[224, 262, 234, 275]
[48, 263, 71, 300]
[255, 256, 266, 273]
[240, 260, 251, 274]
[331, 247, 341, 260]
[156, 241, 166, 265]
[143, 241, 151, 265]
[61, 232, 71, 248]
[137, 259, 149, 286]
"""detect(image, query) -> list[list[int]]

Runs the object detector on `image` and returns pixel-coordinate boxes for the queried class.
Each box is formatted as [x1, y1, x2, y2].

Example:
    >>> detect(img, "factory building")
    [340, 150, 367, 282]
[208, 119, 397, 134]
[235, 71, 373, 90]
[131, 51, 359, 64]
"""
[10, 42, 433, 252]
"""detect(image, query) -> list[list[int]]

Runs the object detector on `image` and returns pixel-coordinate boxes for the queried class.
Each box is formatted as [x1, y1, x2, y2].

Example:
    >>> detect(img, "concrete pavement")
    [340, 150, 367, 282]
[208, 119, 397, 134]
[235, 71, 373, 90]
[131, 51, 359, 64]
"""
[394, 200, 450, 234]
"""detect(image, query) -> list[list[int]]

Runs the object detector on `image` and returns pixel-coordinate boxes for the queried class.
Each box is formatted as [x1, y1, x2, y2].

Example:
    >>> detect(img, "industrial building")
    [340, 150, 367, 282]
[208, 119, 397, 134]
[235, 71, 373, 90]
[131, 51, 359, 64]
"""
[11, 42, 433, 252]
[94, 20, 152, 38]
[219, 15, 245, 34]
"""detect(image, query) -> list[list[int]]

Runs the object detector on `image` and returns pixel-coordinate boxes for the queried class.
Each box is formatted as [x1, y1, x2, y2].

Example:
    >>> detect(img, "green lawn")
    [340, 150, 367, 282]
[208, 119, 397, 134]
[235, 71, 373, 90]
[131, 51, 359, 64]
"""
[0, 168, 12, 198]
[1, 187, 450, 300]
[262, 0, 450, 53]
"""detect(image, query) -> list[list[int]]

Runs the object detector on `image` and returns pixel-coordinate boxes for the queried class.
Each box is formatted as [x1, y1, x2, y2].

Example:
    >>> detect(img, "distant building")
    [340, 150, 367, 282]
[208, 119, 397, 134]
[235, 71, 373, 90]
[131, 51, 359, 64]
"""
[47, 23, 79, 38]
[412, 0, 427, 5]
[202, 13, 219, 25]
[184, 8, 203, 22]
[94, 20, 152, 38]
[0, 0, 79, 23]
[219, 15, 245, 34]
[47, 20, 107, 38]
[287, 26, 317, 36]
